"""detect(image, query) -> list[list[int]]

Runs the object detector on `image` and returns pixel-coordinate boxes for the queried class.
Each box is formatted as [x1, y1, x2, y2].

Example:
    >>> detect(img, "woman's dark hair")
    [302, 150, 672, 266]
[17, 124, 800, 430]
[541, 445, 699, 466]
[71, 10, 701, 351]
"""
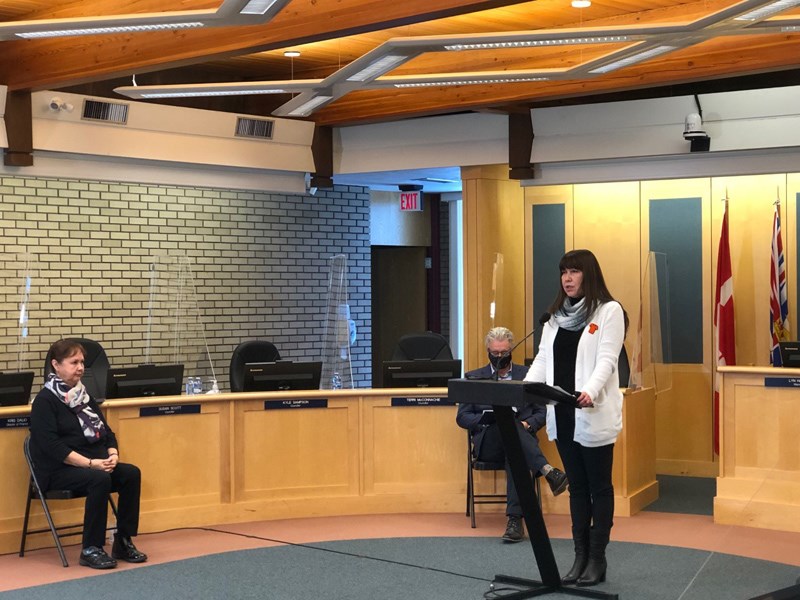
[548, 249, 629, 332]
[49, 339, 86, 364]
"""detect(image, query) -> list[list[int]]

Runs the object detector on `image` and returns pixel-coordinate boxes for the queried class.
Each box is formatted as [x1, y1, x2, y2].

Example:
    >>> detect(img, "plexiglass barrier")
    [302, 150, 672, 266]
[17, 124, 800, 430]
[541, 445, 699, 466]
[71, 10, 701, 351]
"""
[144, 254, 217, 393]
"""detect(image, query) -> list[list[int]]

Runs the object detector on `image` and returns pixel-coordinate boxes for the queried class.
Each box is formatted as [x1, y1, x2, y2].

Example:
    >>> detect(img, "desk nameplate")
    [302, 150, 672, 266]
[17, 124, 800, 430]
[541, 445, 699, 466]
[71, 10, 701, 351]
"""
[264, 399, 328, 410]
[0, 416, 30, 428]
[764, 377, 800, 388]
[139, 404, 201, 417]
[391, 397, 453, 407]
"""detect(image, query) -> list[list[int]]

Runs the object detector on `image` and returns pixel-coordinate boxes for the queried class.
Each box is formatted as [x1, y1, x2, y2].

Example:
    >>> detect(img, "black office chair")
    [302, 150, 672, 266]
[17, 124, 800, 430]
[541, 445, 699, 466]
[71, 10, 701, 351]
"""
[229, 340, 281, 392]
[465, 430, 541, 528]
[20, 435, 118, 567]
[391, 332, 453, 361]
[43, 338, 110, 400]
[618, 344, 631, 389]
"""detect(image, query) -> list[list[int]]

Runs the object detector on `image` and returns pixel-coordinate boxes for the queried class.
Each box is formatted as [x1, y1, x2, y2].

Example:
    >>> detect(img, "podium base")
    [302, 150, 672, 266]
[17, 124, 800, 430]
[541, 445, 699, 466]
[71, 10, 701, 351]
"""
[492, 574, 620, 600]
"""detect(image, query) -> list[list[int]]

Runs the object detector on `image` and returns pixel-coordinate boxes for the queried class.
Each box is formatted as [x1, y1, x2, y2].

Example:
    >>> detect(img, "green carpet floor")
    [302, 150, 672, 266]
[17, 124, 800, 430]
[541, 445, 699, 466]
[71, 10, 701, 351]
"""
[2, 536, 798, 600]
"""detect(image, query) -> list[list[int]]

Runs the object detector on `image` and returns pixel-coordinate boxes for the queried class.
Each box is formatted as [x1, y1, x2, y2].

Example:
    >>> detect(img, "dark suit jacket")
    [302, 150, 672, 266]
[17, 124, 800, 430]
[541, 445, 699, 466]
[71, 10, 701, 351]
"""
[456, 363, 545, 458]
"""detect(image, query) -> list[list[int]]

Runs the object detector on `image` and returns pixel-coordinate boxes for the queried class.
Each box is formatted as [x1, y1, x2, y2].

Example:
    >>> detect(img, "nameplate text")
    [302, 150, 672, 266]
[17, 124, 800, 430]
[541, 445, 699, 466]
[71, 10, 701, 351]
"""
[139, 404, 201, 417]
[264, 399, 328, 410]
[391, 397, 453, 407]
[0, 416, 30, 429]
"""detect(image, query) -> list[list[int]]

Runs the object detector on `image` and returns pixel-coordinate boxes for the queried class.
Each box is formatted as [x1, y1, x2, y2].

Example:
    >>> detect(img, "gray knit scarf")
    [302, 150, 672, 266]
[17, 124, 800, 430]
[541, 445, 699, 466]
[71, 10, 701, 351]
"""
[552, 297, 588, 332]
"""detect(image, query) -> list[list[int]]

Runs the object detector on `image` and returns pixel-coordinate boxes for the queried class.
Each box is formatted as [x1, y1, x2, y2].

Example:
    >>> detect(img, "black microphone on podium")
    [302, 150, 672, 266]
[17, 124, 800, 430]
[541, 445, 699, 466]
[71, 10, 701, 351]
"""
[468, 313, 551, 380]
[507, 312, 551, 358]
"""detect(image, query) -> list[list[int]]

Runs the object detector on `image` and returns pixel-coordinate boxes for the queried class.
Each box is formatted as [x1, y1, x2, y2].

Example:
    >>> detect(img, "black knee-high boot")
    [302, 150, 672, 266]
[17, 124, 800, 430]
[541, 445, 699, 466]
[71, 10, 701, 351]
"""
[576, 530, 608, 587]
[561, 532, 589, 585]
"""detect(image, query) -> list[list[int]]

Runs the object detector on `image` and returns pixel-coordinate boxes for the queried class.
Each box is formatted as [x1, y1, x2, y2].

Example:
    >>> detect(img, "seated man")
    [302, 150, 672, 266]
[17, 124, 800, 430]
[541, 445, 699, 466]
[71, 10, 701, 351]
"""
[457, 326, 568, 543]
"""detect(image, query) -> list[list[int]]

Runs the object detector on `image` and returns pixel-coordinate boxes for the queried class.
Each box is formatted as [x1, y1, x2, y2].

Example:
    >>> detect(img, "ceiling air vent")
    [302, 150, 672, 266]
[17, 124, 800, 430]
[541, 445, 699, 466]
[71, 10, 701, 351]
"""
[235, 117, 274, 140]
[81, 99, 129, 125]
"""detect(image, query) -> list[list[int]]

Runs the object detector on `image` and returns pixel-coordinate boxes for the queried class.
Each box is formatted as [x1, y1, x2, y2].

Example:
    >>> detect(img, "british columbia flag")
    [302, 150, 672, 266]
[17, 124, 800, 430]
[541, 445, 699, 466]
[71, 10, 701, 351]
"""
[769, 205, 789, 365]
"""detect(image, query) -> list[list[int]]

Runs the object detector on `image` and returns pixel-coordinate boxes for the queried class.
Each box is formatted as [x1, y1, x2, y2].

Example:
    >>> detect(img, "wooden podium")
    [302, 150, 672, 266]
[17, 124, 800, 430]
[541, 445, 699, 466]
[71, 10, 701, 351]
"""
[449, 378, 618, 600]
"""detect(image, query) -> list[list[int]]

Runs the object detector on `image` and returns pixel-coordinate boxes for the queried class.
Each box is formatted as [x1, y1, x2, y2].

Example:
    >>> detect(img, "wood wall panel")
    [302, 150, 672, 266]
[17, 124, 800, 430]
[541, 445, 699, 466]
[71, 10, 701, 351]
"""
[462, 164, 525, 372]
[641, 179, 714, 475]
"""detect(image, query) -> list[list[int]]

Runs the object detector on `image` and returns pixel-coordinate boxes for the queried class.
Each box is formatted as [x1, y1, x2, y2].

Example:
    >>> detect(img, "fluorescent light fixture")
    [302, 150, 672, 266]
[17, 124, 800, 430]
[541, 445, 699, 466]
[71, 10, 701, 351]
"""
[16, 22, 204, 38]
[588, 45, 675, 74]
[284, 50, 301, 57]
[286, 95, 333, 117]
[347, 55, 408, 82]
[140, 89, 287, 98]
[239, 0, 281, 15]
[444, 36, 629, 51]
[735, 0, 800, 20]
[394, 77, 548, 88]
[572, 0, 592, 7]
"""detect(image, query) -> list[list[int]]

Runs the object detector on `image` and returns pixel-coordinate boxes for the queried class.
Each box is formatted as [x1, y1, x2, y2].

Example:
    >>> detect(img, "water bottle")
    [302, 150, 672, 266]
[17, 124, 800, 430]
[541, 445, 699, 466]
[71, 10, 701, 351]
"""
[193, 377, 203, 395]
[186, 377, 194, 395]
[331, 371, 342, 390]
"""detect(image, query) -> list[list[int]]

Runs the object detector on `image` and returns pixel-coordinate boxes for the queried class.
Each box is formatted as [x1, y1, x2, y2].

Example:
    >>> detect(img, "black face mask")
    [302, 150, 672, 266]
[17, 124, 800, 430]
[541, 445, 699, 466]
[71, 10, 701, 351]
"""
[488, 352, 512, 371]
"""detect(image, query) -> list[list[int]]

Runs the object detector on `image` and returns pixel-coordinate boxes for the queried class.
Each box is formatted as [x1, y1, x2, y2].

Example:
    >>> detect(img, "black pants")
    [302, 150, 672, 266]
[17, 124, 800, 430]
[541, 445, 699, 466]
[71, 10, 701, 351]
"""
[555, 438, 615, 542]
[46, 463, 142, 549]
[476, 422, 548, 517]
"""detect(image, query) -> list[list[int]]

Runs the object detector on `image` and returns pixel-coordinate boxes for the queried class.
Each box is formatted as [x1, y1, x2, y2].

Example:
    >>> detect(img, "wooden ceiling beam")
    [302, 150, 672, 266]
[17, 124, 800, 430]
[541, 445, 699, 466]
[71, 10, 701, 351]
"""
[312, 37, 800, 126]
[0, 0, 533, 90]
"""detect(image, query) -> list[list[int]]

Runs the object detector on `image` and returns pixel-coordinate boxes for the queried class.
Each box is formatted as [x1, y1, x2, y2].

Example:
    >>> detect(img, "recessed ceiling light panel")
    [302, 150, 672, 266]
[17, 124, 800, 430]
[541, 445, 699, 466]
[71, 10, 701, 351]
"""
[140, 89, 287, 98]
[16, 22, 204, 38]
[347, 55, 409, 82]
[735, 0, 800, 21]
[444, 36, 629, 51]
[239, 0, 281, 15]
[588, 45, 676, 74]
[394, 77, 549, 88]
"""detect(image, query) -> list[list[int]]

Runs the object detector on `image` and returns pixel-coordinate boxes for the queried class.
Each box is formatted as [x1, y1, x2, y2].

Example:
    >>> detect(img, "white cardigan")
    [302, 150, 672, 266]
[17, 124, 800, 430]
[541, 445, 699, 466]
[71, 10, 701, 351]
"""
[524, 301, 625, 447]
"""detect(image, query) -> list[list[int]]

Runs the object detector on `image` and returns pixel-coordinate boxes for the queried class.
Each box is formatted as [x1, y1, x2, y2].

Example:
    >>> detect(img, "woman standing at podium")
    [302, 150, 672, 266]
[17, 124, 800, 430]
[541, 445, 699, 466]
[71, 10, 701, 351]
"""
[524, 249, 626, 588]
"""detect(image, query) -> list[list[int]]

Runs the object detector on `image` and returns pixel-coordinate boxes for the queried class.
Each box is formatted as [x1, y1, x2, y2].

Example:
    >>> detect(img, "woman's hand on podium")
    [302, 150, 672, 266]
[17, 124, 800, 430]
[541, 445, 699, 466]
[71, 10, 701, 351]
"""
[576, 391, 594, 408]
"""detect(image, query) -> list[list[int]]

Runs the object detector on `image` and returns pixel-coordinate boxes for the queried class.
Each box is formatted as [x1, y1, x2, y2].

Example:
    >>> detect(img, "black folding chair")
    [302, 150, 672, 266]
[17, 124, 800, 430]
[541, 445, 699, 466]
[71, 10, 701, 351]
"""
[465, 430, 542, 528]
[19, 435, 117, 567]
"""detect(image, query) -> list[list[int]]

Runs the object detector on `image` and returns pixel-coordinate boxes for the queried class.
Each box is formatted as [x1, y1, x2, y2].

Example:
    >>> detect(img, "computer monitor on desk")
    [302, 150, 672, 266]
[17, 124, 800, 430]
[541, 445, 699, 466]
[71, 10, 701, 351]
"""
[0, 371, 34, 407]
[243, 361, 322, 392]
[779, 342, 800, 367]
[382, 359, 462, 388]
[105, 364, 185, 399]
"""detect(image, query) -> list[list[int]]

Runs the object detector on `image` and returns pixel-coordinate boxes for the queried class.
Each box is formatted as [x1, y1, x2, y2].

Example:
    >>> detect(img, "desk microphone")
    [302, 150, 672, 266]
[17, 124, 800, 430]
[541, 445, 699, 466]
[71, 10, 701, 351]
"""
[508, 312, 551, 357]
[466, 313, 551, 381]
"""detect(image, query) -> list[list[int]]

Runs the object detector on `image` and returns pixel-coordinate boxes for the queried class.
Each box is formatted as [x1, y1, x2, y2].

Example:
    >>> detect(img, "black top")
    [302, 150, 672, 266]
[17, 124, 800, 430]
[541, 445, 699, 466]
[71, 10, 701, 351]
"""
[553, 326, 582, 441]
[29, 387, 118, 488]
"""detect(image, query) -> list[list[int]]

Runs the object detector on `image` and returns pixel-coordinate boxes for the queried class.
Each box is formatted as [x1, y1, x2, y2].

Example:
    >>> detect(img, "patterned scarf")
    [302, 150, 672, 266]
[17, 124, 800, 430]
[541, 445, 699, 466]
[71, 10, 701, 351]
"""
[45, 373, 105, 443]
[552, 297, 589, 332]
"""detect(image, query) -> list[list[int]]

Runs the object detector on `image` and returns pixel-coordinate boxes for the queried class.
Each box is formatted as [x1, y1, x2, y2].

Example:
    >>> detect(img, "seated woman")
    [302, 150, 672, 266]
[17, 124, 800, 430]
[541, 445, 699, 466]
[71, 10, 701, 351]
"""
[29, 339, 147, 569]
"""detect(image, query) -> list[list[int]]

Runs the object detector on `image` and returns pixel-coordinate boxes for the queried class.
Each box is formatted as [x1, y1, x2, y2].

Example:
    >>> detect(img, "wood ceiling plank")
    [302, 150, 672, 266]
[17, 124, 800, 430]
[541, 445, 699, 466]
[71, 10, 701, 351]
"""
[0, 0, 535, 90]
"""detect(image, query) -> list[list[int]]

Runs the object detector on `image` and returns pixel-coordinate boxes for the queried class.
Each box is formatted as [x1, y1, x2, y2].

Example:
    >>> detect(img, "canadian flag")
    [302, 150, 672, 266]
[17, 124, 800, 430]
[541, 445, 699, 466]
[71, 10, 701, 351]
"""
[713, 200, 736, 455]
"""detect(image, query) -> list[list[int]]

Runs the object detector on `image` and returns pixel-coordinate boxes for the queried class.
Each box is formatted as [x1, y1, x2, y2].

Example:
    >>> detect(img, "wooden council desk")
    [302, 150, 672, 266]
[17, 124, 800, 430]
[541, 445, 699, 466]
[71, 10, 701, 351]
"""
[0, 386, 656, 555]
[716, 366, 800, 532]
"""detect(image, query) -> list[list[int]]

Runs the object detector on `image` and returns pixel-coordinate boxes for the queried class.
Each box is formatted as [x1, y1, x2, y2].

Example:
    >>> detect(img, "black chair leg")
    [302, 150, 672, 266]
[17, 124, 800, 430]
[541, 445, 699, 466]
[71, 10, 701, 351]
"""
[19, 487, 33, 558]
[467, 462, 476, 528]
[35, 490, 70, 567]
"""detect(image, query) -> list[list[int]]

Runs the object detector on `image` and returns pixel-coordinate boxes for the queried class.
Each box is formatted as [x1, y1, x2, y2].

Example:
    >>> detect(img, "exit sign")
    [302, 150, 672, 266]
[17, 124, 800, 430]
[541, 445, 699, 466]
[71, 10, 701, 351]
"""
[399, 191, 423, 211]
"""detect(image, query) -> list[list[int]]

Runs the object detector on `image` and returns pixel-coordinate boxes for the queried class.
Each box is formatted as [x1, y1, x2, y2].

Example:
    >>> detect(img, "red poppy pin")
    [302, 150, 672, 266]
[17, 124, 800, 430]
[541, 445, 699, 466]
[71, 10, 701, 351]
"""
[588, 323, 599, 334]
